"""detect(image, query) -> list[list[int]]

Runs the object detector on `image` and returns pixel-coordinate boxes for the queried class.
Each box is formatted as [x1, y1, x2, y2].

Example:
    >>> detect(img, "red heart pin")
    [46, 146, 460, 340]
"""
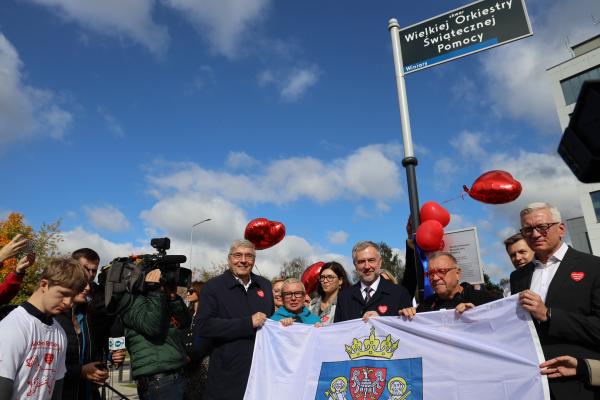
[44, 353, 54, 365]
[378, 305, 388, 314]
[257, 289, 265, 298]
[244, 218, 286, 250]
[571, 272, 585, 282]
[463, 170, 522, 204]
[321, 315, 329, 323]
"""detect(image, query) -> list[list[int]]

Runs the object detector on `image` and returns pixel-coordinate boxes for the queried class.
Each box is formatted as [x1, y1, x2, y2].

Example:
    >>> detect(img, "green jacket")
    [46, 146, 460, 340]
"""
[119, 290, 191, 378]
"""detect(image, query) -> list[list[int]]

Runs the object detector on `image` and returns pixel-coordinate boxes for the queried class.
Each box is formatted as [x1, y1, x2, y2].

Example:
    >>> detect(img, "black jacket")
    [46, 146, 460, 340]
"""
[511, 247, 600, 400]
[334, 277, 412, 322]
[417, 282, 499, 312]
[197, 270, 274, 400]
[55, 304, 101, 400]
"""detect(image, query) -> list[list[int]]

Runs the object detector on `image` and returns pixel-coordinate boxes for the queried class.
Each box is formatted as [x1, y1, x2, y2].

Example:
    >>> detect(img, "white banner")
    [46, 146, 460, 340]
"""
[245, 296, 549, 400]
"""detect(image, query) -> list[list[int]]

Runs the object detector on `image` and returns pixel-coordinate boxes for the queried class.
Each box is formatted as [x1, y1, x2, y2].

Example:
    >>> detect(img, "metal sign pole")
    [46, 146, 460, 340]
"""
[389, 18, 423, 302]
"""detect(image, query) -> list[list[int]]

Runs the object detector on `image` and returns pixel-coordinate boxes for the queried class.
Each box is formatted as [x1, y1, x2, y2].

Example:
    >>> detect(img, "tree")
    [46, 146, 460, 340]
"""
[483, 273, 503, 297]
[279, 257, 308, 280]
[196, 261, 228, 282]
[378, 242, 404, 282]
[0, 213, 63, 304]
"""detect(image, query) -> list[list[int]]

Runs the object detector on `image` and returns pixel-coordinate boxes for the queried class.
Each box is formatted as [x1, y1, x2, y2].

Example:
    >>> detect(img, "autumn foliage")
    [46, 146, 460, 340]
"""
[0, 212, 62, 304]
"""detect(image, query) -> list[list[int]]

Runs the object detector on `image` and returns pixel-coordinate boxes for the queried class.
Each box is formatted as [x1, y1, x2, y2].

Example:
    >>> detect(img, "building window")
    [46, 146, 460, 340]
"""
[560, 66, 600, 105]
[591, 191, 600, 222]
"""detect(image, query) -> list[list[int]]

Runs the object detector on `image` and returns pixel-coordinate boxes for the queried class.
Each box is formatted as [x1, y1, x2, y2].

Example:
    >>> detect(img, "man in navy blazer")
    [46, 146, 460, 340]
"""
[510, 202, 600, 400]
[334, 241, 411, 322]
[197, 239, 274, 400]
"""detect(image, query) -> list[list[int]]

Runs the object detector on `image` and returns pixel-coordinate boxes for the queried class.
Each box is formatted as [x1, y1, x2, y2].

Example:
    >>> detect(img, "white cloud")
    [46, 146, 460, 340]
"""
[84, 205, 131, 232]
[477, 0, 600, 132]
[59, 227, 147, 267]
[482, 150, 581, 221]
[451, 131, 488, 160]
[433, 157, 460, 191]
[27, 0, 169, 56]
[163, 0, 270, 58]
[147, 144, 403, 207]
[258, 65, 320, 101]
[0, 34, 73, 149]
[280, 67, 320, 101]
[342, 145, 403, 200]
[140, 193, 245, 244]
[328, 230, 349, 245]
[225, 151, 259, 170]
[98, 107, 124, 137]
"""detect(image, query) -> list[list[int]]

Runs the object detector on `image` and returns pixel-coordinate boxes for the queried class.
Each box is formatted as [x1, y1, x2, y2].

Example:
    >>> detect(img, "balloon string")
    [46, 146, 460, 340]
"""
[441, 192, 466, 204]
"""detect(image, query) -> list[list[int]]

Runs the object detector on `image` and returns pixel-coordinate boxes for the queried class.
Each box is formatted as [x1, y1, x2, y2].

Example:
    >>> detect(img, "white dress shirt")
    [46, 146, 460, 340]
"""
[360, 276, 381, 300]
[530, 242, 569, 302]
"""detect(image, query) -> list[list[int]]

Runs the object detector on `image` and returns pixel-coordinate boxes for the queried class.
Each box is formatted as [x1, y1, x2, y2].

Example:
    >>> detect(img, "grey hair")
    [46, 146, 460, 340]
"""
[520, 202, 562, 222]
[351, 241, 381, 262]
[229, 239, 256, 254]
[427, 251, 458, 266]
[282, 277, 305, 293]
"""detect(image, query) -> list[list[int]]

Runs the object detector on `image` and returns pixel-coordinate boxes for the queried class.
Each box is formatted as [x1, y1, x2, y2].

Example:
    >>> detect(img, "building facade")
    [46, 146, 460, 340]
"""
[547, 34, 600, 255]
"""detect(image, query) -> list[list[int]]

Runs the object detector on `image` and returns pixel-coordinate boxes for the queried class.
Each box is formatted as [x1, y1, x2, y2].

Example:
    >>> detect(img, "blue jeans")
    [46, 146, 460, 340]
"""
[137, 370, 184, 400]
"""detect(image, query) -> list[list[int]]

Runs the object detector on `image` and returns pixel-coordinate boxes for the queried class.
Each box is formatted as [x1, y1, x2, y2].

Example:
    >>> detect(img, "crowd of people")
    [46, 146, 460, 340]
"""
[0, 201, 598, 399]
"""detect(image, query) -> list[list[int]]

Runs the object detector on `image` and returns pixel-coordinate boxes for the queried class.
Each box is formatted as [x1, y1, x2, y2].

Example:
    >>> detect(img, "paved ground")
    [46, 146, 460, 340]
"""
[101, 364, 139, 400]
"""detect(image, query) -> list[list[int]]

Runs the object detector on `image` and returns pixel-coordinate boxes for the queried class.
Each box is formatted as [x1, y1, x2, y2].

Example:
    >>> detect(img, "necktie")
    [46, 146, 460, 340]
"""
[364, 286, 372, 304]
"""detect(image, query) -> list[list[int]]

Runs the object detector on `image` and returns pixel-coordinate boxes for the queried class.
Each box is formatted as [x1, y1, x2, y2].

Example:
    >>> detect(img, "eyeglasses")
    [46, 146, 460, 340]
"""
[282, 291, 305, 299]
[425, 267, 458, 278]
[187, 289, 196, 295]
[319, 275, 338, 282]
[520, 222, 559, 236]
[229, 252, 256, 260]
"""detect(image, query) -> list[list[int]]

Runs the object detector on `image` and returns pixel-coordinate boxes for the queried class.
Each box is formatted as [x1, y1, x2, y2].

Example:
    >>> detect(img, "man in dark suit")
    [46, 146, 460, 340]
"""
[197, 239, 274, 400]
[510, 202, 600, 400]
[334, 241, 411, 322]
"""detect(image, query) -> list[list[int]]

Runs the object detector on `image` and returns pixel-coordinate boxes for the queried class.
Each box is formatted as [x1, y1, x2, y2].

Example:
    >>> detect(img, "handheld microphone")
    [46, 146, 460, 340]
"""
[108, 336, 126, 351]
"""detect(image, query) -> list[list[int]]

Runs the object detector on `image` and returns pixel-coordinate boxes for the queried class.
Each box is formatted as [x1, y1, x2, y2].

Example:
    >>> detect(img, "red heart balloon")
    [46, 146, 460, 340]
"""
[416, 220, 444, 251]
[463, 170, 522, 204]
[244, 218, 286, 250]
[420, 201, 450, 227]
[301, 261, 324, 294]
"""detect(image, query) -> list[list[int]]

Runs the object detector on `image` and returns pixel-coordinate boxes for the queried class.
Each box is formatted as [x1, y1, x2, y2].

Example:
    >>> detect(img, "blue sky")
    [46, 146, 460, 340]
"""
[1, 0, 599, 282]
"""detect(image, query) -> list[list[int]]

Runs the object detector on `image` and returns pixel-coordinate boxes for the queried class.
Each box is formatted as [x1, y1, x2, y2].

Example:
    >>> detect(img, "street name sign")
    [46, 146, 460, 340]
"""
[399, 0, 532, 74]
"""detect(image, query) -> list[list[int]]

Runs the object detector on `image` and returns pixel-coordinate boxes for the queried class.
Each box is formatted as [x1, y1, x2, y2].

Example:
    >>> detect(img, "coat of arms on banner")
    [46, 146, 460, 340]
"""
[315, 328, 422, 400]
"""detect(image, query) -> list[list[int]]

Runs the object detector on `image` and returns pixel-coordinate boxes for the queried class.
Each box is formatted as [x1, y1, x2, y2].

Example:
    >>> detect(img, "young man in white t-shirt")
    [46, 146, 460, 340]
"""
[0, 257, 88, 400]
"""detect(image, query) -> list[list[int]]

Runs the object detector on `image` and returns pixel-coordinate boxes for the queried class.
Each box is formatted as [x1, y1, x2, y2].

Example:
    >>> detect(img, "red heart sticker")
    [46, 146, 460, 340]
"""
[321, 315, 329, 323]
[378, 305, 388, 314]
[571, 272, 585, 282]
[257, 289, 265, 298]
[44, 353, 54, 365]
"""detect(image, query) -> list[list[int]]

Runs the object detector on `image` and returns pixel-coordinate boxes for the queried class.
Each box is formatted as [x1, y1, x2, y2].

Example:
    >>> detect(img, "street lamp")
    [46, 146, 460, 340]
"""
[189, 218, 212, 271]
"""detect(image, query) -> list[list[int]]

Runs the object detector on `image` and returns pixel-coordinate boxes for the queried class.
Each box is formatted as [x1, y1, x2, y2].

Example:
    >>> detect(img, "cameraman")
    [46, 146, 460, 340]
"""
[118, 269, 191, 400]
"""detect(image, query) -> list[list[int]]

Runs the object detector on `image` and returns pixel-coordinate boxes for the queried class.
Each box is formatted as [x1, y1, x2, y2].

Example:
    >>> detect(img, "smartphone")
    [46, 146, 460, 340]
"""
[22, 241, 34, 255]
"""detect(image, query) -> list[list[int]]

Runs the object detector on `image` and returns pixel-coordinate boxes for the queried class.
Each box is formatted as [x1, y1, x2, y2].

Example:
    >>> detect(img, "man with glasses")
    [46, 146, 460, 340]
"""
[334, 241, 411, 322]
[197, 239, 274, 400]
[399, 252, 499, 318]
[511, 202, 600, 400]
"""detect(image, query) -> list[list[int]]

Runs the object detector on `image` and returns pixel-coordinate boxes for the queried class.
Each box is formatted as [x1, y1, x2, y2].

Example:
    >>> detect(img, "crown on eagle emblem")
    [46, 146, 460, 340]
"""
[345, 327, 399, 360]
